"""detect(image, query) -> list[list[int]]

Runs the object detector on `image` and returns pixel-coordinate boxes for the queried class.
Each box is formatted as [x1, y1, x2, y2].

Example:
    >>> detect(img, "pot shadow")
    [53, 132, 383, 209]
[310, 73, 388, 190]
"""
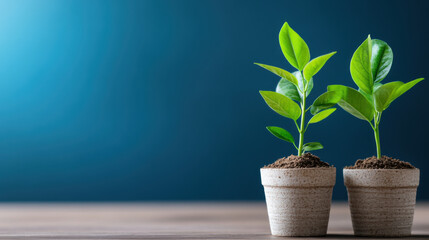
[264, 234, 429, 239]
[318, 234, 429, 239]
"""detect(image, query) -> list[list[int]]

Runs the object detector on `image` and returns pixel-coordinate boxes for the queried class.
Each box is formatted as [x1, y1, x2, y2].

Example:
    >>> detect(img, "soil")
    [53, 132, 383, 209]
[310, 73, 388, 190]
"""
[263, 153, 332, 169]
[345, 155, 415, 169]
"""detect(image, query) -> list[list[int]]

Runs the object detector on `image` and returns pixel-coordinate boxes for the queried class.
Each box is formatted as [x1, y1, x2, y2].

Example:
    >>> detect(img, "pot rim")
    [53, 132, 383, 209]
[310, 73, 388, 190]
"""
[343, 168, 419, 171]
[261, 167, 336, 187]
[343, 168, 419, 187]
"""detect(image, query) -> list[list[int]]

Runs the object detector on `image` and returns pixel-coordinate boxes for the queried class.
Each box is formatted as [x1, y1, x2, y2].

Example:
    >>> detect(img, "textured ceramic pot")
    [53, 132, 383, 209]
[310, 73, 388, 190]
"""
[344, 168, 420, 237]
[260, 168, 336, 236]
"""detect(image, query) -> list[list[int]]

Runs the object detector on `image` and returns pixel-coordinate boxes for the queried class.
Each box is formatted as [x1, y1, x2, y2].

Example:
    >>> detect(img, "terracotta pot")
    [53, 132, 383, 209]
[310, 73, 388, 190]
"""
[260, 167, 336, 236]
[344, 168, 420, 237]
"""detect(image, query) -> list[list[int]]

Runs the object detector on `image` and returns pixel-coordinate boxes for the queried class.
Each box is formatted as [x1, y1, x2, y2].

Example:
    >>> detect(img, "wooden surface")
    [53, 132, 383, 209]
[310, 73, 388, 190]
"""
[0, 202, 426, 239]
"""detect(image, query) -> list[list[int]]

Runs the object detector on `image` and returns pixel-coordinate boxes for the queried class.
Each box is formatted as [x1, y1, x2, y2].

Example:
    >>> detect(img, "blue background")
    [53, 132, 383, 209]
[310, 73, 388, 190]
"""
[0, 0, 427, 201]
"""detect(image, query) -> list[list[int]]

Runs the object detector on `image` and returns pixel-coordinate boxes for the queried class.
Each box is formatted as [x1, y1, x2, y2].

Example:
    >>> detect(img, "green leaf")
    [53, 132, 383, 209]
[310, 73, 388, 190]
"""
[303, 142, 323, 152]
[308, 108, 336, 124]
[306, 78, 314, 96]
[327, 85, 374, 122]
[260, 91, 301, 120]
[293, 71, 312, 97]
[276, 78, 301, 102]
[392, 78, 424, 101]
[266, 126, 295, 144]
[303, 52, 336, 80]
[294, 71, 305, 92]
[254, 63, 299, 86]
[371, 39, 393, 83]
[359, 82, 383, 104]
[310, 91, 342, 115]
[373, 81, 403, 112]
[350, 35, 373, 94]
[279, 22, 310, 70]
[373, 78, 424, 111]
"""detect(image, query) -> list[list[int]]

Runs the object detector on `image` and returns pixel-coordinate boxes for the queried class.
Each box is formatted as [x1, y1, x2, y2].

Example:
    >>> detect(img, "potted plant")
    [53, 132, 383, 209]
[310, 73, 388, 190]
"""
[256, 22, 339, 237]
[328, 36, 423, 237]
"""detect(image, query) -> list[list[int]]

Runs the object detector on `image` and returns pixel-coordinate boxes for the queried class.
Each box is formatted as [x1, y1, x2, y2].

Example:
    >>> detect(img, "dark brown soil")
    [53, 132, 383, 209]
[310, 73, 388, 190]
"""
[345, 155, 415, 169]
[263, 153, 332, 169]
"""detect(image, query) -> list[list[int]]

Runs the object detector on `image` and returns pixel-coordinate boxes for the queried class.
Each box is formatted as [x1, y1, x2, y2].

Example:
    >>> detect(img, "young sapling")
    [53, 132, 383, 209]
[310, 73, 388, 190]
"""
[256, 22, 340, 157]
[339, 36, 423, 238]
[328, 35, 424, 159]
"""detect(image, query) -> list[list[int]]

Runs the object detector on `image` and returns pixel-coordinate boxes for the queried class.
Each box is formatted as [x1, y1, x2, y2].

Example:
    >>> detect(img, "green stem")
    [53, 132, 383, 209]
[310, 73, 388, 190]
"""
[297, 76, 306, 156]
[373, 112, 382, 159]
[374, 125, 381, 159]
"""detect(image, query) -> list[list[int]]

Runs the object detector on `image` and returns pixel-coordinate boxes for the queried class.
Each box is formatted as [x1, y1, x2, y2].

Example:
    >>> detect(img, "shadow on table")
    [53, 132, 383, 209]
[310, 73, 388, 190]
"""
[263, 234, 429, 240]
[319, 234, 429, 240]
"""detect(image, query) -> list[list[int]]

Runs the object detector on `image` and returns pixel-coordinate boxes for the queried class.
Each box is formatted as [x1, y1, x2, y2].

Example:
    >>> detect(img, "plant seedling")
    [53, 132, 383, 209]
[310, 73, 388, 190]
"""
[328, 35, 424, 158]
[256, 22, 339, 156]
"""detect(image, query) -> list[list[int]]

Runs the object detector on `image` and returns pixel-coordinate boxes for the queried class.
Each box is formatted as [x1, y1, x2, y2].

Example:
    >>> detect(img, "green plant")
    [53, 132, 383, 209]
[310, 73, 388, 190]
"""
[256, 22, 339, 156]
[328, 35, 424, 158]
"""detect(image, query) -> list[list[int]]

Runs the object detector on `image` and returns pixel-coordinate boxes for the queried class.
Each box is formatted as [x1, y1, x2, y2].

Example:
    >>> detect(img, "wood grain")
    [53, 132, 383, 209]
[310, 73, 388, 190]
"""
[0, 202, 426, 239]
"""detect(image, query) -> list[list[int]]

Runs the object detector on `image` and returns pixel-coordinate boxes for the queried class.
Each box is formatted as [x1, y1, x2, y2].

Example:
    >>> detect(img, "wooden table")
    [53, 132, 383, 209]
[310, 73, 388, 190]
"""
[0, 202, 426, 239]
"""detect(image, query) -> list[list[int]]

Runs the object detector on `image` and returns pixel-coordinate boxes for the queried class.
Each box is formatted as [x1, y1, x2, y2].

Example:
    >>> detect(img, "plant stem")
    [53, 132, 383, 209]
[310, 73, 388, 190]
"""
[297, 84, 306, 157]
[373, 112, 381, 159]
[374, 125, 381, 159]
